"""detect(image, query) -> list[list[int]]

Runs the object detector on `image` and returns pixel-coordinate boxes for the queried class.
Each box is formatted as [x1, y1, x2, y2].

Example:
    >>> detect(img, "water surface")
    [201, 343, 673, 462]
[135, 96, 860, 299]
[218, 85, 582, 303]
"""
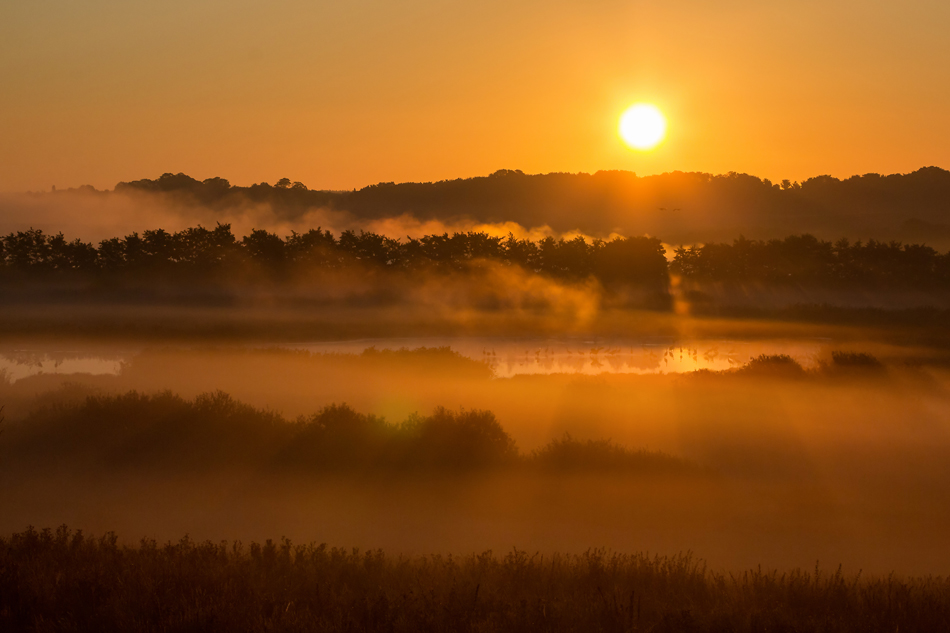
[0, 337, 839, 382]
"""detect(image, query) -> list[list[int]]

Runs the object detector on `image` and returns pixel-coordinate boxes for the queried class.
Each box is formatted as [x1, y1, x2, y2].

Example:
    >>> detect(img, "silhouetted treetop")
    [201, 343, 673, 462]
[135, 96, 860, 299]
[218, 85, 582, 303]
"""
[0, 225, 670, 289]
[671, 234, 950, 287]
[2, 225, 949, 290]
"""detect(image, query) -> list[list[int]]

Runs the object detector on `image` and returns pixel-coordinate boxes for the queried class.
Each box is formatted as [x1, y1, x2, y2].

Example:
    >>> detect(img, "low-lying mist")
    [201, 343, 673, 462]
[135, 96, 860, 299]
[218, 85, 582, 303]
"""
[2, 391, 697, 477]
[11, 166, 950, 247]
[3, 348, 950, 574]
[0, 188, 604, 247]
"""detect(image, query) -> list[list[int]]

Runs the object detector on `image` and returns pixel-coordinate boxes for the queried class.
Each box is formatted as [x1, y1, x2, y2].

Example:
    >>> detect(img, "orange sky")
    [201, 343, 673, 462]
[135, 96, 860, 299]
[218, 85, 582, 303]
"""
[1, 0, 948, 192]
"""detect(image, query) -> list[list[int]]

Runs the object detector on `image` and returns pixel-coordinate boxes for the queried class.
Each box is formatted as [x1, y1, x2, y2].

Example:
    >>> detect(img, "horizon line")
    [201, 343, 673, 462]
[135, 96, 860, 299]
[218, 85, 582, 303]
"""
[4, 165, 949, 196]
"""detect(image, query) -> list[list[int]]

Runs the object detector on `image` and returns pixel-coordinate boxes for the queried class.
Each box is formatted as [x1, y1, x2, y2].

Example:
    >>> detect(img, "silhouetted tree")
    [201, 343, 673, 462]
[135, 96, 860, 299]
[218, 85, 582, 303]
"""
[243, 229, 286, 270]
[671, 234, 949, 288]
[592, 236, 668, 287]
[286, 228, 338, 268]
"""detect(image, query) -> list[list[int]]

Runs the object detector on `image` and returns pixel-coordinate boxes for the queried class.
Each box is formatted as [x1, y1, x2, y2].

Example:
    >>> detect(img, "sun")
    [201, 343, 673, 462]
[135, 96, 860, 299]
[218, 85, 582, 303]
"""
[619, 104, 667, 150]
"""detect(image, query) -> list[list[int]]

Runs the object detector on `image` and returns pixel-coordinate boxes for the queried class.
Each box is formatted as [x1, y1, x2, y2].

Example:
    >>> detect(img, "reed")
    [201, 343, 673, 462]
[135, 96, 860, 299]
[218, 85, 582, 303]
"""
[3, 525, 948, 632]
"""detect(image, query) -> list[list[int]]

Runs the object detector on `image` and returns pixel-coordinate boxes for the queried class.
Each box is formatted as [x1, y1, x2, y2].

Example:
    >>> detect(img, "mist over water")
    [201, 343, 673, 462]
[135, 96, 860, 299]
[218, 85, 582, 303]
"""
[293, 337, 830, 376]
[3, 329, 950, 575]
[0, 336, 907, 381]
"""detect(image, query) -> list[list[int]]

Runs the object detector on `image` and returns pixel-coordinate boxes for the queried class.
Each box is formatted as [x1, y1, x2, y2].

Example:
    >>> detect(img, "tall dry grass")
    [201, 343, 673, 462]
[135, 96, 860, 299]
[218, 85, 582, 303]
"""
[2, 525, 949, 632]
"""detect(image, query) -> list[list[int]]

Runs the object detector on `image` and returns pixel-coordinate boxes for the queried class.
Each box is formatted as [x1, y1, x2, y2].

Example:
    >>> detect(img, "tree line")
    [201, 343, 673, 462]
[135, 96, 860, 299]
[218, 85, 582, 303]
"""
[40, 167, 950, 243]
[0, 225, 670, 287]
[4, 390, 694, 476]
[112, 167, 950, 232]
[672, 234, 950, 287]
[2, 225, 949, 288]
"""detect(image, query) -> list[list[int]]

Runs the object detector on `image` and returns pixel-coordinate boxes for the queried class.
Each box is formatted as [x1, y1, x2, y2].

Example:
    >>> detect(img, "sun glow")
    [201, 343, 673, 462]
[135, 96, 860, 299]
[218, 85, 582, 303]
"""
[619, 104, 667, 150]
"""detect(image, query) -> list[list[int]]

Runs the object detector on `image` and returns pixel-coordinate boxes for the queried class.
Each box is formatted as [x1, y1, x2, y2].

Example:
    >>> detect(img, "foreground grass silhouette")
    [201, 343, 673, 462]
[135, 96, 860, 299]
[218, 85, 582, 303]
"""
[3, 526, 949, 632]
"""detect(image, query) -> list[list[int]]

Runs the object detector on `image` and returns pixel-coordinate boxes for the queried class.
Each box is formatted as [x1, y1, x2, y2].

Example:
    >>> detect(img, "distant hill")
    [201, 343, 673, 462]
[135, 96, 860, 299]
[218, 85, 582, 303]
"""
[113, 167, 950, 245]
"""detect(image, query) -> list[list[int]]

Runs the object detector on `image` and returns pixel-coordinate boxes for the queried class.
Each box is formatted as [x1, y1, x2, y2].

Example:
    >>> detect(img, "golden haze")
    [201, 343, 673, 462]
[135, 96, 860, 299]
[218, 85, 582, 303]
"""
[1, 0, 948, 191]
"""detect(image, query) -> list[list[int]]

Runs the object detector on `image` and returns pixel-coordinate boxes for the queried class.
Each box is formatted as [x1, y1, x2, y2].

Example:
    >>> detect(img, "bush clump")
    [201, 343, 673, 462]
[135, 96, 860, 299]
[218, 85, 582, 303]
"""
[279, 404, 517, 472]
[5, 390, 288, 472]
[737, 354, 806, 378]
[831, 351, 885, 370]
[530, 434, 697, 475]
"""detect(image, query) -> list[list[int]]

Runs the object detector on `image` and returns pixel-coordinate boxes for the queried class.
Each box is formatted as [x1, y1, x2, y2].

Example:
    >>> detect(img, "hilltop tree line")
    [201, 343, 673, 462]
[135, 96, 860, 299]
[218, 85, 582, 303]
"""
[40, 167, 950, 242]
[1, 225, 949, 288]
[108, 167, 950, 243]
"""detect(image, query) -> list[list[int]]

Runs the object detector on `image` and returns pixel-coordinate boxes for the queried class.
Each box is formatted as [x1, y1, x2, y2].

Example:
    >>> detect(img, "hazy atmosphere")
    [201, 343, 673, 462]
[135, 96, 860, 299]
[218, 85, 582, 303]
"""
[2, 1, 949, 192]
[3, 1, 950, 631]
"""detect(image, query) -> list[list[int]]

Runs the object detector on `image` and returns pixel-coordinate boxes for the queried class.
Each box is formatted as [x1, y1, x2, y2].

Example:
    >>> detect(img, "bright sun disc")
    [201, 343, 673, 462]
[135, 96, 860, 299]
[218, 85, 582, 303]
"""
[619, 104, 667, 150]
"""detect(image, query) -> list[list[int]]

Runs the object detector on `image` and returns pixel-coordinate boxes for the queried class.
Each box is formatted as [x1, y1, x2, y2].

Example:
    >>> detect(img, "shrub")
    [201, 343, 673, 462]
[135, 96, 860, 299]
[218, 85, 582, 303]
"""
[738, 354, 806, 377]
[279, 403, 392, 471]
[831, 351, 884, 368]
[395, 407, 518, 470]
[531, 434, 697, 475]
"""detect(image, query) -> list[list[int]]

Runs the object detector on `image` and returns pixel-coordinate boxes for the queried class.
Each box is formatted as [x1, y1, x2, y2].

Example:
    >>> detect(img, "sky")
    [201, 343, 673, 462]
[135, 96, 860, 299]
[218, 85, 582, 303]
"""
[1, 0, 948, 192]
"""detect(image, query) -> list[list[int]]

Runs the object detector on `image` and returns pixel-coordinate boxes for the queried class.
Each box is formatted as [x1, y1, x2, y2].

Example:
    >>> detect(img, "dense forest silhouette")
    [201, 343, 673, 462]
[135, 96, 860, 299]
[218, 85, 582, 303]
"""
[2, 224, 948, 290]
[100, 167, 950, 243]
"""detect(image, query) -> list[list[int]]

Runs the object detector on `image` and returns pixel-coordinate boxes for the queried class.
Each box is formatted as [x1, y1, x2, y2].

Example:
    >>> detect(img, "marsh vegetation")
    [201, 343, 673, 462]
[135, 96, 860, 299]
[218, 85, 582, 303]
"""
[5, 525, 950, 632]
